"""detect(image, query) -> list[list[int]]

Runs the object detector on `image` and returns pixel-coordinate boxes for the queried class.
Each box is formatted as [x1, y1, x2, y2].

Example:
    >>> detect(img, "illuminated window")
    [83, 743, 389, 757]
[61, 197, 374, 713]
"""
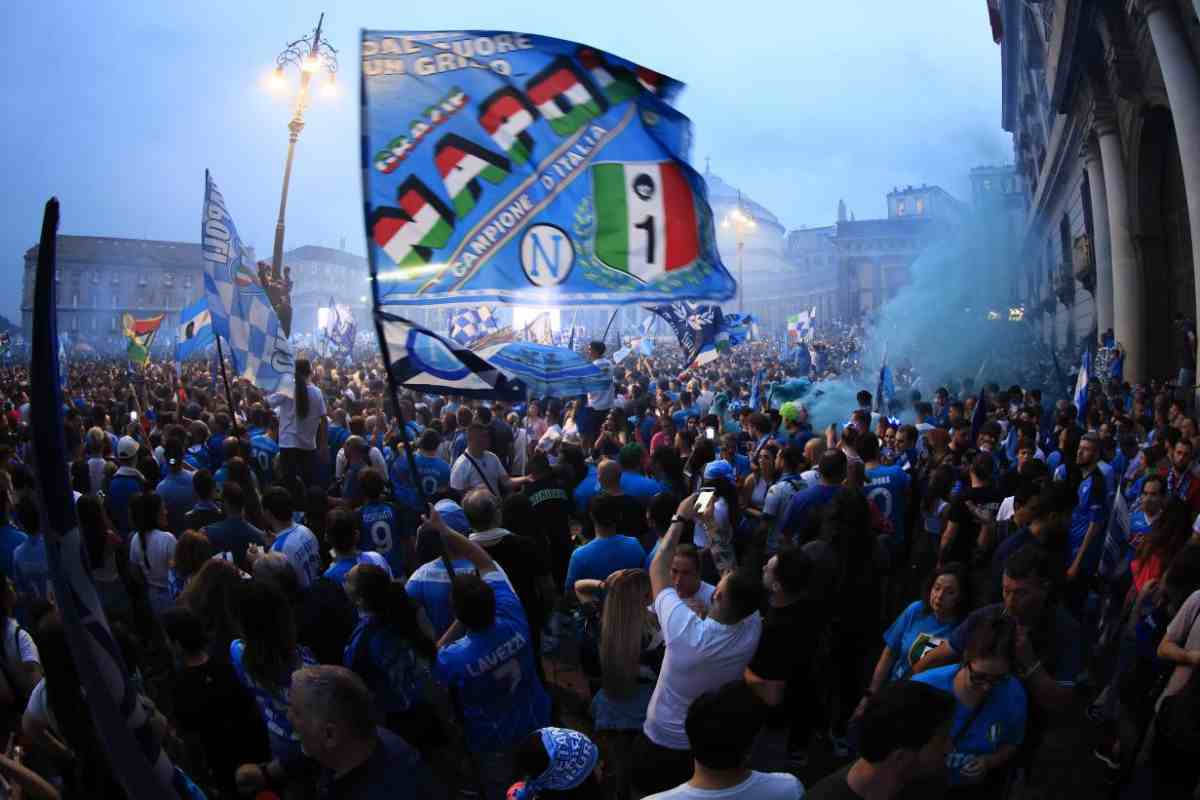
[896, 199, 906, 216]
[915, 198, 925, 215]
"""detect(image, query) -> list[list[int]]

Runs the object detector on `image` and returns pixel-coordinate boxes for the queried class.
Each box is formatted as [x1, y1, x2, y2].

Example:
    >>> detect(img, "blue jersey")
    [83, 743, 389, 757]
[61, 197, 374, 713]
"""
[912, 665, 1026, 785]
[434, 582, 550, 752]
[328, 424, 351, 461]
[206, 432, 227, 470]
[358, 502, 411, 578]
[230, 640, 317, 759]
[344, 615, 433, 715]
[250, 434, 279, 486]
[389, 454, 451, 510]
[865, 464, 911, 546]
[1066, 469, 1108, 573]
[406, 559, 513, 640]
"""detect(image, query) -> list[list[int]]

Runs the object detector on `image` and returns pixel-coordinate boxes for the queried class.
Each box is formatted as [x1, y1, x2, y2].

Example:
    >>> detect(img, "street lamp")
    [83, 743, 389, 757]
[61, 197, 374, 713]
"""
[721, 191, 756, 313]
[267, 13, 338, 282]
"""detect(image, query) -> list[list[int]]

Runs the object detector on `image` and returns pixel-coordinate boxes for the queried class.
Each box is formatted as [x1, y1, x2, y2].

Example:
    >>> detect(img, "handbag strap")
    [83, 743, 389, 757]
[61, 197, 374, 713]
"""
[463, 452, 499, 497]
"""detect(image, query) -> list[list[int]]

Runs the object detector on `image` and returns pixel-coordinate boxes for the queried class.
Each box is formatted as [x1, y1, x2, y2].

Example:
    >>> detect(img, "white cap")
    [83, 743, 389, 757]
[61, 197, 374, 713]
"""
[117, 436, 140, 460]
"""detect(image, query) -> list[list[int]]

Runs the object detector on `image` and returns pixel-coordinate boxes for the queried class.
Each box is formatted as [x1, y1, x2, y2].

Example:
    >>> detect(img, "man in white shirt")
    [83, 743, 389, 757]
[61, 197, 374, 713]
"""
[643, 680, 803, 800]
[449, 422, 511, 497]
[579, 340, 614, 451]
[257, 486, 322, 589]
[633, 494, 764, 797]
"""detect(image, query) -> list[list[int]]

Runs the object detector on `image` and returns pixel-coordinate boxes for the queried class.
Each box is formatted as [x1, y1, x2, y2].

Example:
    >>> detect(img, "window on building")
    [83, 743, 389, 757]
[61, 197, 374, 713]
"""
[111, 316, 117, 332]
[896, 199, 906, 216]
[72, 293, 78, 308]
[112, 294, 118, 309]
[1059, 214, 1072, 276]
[164, 271, 174, 286]
[184, 274, 193, 289]
[915, 198, 925, 215]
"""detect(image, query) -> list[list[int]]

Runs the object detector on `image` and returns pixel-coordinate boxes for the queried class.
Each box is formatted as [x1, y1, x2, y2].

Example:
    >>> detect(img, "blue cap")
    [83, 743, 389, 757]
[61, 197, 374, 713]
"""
[703, 459, 735, 482]
[434, 499, 471, 535]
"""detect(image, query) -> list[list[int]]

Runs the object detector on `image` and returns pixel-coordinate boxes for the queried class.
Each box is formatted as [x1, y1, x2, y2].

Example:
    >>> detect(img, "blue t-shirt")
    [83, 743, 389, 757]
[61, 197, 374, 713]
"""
[156, 471, 198, 534]
[344, 614, 433, 714]
[269, 524, 322, 589]
[359, 502, 411, 578]
[865, 464, 911, 546]
[11, 536, 50, 610]
[1064, 469, 1108, 573]
[389, 454, 452, 510]
[206, 432, 227, 470]
[621, 471, 665, 502]
[323, 551, 391, 587]
[883, 600, 957, 682]
[184, 444, 211, 472]
[781, 483, 839, 542]
[327, 424, 351, 462]
[0, 525, 29, 579]
[434, 582, 550, 753]
[563, 535, 646, 594]
[406, 559, 514, 640]
[912, 664, 1026, 785]
[250, 434, 279, 486]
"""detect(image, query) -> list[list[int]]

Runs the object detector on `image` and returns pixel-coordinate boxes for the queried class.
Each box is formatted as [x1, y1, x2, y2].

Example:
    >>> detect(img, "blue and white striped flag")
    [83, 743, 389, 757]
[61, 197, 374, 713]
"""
[1074, 350, 1091, 420]
[201, 171, 294, 397]
[30, 198, 193, 798]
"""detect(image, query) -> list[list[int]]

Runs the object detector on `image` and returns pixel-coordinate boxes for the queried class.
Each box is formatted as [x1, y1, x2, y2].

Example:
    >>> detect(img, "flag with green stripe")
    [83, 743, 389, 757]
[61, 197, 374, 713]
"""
[593, 161, 700, 283]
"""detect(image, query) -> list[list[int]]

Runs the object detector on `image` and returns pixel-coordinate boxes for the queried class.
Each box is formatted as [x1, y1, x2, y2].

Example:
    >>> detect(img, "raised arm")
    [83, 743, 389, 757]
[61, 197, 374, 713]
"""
[651, 494, 696, 598]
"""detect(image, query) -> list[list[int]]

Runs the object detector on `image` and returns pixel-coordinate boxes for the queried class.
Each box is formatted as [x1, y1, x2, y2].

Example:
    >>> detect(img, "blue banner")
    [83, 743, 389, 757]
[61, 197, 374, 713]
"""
[176, 296, 215, 361]
[202, 171, 294, 397]
[361, 30, 735, 309]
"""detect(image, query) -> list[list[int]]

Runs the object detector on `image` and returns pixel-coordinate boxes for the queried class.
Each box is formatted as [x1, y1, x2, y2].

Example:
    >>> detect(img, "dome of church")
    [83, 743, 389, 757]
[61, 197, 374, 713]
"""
[703, 170, 784, 232]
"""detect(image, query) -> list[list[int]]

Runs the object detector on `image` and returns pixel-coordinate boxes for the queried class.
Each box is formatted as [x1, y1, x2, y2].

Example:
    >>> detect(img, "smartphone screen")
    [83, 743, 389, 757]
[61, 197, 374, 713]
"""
[696, 489, 716, 515]
[705, 427, 716, 440]
[129, 411, 138, 422]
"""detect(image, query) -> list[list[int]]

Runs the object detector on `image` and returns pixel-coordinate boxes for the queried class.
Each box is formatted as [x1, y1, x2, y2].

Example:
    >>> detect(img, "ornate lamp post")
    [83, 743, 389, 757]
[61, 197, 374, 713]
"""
[267, 13, 338, 281]
[721, 191, 756, 313]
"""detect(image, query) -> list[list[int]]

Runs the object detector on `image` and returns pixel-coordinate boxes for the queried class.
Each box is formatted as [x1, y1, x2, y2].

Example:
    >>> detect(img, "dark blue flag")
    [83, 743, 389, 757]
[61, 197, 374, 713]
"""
[970, 386, 987, 444]
[31, 199, 189, 797]
[648, 302, 724, 367]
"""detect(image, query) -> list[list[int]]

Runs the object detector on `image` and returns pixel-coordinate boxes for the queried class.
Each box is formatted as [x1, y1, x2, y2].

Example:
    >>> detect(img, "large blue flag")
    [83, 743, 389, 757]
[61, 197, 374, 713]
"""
[31, 199, 191, 798]
[361, 30, 735, 309]
[175, 296, 215, 361]
[202, 171, 294, 396]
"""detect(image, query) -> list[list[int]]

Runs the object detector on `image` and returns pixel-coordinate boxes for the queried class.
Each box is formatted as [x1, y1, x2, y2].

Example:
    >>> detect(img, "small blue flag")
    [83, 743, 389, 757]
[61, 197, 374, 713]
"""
[1074, 350, 1091, 420]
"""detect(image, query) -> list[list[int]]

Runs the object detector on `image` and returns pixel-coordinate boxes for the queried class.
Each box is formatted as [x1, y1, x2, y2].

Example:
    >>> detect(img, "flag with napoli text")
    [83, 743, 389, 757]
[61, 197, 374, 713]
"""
[361, 30, 735, 308]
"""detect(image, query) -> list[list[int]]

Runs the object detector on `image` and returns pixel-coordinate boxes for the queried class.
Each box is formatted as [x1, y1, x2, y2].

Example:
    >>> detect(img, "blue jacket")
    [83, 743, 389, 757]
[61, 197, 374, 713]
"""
[106, 466, 146, 538]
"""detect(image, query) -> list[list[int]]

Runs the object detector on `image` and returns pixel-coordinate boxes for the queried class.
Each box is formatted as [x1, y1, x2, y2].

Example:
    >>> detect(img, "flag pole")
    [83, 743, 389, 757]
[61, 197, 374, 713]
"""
[371, 311, 457, 579]
[601, 307, 620, 348]
[214, 334, 242, 439]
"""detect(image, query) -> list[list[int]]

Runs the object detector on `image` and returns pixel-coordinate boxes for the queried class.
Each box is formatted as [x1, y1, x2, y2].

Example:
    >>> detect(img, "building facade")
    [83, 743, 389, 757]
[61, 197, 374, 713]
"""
[21, 236, 374, 353]
[991, 0, 1200, 381]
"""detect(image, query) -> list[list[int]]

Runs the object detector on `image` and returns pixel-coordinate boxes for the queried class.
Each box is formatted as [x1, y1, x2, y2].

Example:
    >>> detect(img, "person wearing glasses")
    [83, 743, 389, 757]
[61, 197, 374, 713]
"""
[911, 615, 1026, 796]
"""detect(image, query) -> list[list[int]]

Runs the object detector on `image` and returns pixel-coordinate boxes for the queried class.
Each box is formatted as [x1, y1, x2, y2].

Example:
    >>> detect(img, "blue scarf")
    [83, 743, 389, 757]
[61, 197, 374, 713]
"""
[508, 728, 598, 799]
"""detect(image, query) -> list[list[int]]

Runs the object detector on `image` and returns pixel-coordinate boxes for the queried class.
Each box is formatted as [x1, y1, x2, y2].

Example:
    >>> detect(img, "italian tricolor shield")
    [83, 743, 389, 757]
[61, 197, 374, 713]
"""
[592, 161, 701, 283]
[576, 48, 639, 106]
[370, 177, 455, 268]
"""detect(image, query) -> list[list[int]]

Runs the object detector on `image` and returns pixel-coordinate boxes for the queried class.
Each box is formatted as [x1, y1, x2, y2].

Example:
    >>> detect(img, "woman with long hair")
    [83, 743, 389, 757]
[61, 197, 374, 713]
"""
[129, 491, 177, 617]
[223, 456, 265, 529]
[269, 357, 327, 490]
[343, 564, 444, 753]
[589, 569, 661, 800]
[179, 557, 244, 665]
[683, 438, 716, 495]
[167, 529, 214, 602]
[76, 494, 132, 621]
[229, 578, 317, 768]
[1131, 497, 1193, 595]
[740, 441, 779, 530]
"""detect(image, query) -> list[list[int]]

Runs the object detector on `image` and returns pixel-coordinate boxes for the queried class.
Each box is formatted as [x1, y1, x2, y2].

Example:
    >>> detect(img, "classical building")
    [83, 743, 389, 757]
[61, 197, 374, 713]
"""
[787, 185, 966, 323]
[991, 0, 1200, 381]
[21, 236, 372, 352]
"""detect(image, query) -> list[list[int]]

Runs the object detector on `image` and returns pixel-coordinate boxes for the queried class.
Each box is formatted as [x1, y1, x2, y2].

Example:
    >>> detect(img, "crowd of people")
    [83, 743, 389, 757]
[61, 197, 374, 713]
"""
[0, 325, 1194, 799]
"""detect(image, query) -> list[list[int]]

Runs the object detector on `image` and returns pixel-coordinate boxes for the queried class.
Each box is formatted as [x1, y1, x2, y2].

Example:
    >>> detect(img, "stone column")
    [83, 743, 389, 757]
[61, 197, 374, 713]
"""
[1142, 0, 1200, 374]
[1094, 104, 1146, 380]
[1081, 139, 1115, 338]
